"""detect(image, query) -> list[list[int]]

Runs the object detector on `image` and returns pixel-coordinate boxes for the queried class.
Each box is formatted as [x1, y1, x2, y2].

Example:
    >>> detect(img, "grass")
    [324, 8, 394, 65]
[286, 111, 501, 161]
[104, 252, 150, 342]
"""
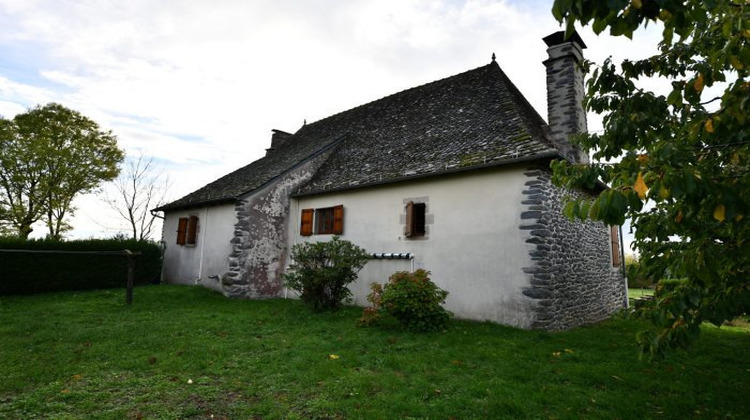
[628, 287, 654, 300]
[1, 285, 748, 419]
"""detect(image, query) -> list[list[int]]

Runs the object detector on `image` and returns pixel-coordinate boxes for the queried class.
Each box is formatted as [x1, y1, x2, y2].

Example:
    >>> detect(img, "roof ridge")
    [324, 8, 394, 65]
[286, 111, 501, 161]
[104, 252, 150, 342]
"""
[297, 62, 496, 134]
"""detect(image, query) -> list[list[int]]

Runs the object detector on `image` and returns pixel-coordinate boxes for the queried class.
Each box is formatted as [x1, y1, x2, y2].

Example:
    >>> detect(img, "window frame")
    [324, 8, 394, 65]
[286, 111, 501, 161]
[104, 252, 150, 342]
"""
[300, 205, 344, 236]
[176, 215, 199, 246]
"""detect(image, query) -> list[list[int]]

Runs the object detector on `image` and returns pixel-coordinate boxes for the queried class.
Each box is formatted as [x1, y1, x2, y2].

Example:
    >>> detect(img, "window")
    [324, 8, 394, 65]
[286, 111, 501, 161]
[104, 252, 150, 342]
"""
[610, 225, 621, 267]
[405, 201, 426, 237]
[176, 215, 199, 246]
[300, 205, 344, 236]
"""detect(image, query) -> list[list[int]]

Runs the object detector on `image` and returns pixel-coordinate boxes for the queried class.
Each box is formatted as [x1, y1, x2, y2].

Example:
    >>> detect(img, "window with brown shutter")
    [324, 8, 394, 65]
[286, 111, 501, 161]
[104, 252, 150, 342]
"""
[176, 217, 188, 245]
[187, 215, 199, 245]
[333, 205, 344, 235]
[300, 208, 314, 236]
[303, 205, 344, 235]
[405, 201, 426, 238]
[611, 225, 621, 267]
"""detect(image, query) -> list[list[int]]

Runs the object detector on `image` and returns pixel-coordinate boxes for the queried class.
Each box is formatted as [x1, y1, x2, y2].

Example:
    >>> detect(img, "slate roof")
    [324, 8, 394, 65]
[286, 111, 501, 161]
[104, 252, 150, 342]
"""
[157, 61, 559, 212]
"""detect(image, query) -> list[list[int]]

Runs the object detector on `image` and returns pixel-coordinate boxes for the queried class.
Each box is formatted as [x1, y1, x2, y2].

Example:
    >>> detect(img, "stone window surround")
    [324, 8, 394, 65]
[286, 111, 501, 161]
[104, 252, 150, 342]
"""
[400, 196, 433, 240]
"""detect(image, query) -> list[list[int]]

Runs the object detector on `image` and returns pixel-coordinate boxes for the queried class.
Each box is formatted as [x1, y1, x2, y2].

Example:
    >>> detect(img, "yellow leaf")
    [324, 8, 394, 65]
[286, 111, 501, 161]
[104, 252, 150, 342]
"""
[694, 73, 704, 92]
[329, 354, 340, 360]
[714, 204, 726, 222]
[659, 185, 670, 199]
[704, 118, 714, 133]
[735, 214, 744, 222]
[675, 210, 683, 224]
[634, 172, 648, 200]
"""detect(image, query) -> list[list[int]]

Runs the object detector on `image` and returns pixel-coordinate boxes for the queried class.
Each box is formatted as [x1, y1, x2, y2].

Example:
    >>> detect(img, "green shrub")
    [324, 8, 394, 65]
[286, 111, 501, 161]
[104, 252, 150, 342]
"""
[284, 236, 370, 311]
[0, 237, 162, 295]
[379, 269, 451, 332]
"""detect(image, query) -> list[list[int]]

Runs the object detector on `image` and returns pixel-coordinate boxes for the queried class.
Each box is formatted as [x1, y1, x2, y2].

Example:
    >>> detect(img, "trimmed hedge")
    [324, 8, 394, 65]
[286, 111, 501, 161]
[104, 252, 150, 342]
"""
[0, 238, 162, 296]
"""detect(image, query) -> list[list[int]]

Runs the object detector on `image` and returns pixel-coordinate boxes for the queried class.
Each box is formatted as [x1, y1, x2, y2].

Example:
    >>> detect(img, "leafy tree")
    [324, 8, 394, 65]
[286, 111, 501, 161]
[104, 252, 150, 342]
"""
[0, 103, 124, 239]
[550, 0, 748, 357]
[104, 153, 170, 241]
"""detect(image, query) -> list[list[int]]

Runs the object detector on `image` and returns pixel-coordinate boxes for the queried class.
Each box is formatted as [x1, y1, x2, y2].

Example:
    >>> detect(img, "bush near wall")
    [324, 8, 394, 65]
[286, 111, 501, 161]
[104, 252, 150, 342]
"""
[0, 238, 162, 296]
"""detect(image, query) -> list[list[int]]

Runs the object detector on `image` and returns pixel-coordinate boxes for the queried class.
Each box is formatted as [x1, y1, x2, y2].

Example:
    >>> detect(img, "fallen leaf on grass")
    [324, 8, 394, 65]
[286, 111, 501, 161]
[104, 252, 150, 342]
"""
[328, 354, 340, 360]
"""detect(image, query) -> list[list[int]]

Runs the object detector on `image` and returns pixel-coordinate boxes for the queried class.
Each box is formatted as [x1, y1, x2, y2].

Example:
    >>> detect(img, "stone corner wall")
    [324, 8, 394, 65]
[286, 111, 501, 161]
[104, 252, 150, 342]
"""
[520, 168, 626, 331]
[220, 150, 335, 299]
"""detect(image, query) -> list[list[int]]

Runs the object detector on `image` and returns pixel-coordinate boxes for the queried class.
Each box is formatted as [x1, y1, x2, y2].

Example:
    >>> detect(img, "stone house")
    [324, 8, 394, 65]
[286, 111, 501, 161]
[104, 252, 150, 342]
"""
[155, 31, 627, 330]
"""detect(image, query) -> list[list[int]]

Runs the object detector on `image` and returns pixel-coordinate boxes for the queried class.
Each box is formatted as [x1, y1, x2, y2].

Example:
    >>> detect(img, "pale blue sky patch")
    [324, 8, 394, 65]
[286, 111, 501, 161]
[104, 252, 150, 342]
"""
[0, 0, 658, 245]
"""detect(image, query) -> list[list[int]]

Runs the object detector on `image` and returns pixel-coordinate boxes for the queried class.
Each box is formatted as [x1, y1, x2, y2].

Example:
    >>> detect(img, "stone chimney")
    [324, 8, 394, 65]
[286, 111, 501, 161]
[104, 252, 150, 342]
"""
[265, 129, 293, 156]
[543, 31, 589, 164]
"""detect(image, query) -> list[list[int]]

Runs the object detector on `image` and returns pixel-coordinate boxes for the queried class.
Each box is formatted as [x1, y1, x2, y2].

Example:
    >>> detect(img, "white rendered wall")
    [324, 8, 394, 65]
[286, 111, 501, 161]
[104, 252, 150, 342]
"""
[161, 204, 236, 292]
[288, 166, 537, 327]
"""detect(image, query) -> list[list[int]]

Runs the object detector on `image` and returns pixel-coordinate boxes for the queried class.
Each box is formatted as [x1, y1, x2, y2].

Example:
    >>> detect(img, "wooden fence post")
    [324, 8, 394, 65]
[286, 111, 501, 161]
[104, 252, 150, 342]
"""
[125, 249, 135, 305]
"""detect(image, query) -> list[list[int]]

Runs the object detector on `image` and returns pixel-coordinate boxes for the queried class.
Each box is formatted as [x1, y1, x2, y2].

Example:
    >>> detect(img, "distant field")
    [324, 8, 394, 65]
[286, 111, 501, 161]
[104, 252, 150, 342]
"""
[1, 285, 747, 419]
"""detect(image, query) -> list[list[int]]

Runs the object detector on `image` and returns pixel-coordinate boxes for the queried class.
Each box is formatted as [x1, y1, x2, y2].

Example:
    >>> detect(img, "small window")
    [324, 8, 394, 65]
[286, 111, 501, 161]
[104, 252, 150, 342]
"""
[316, 207, 336, 234]
[187, 215, 199, 245]
[611, 225, 621, 267]
[176, 215, 199, 246]
[405, 201, 426, 237]
[300, 205, 344, 235]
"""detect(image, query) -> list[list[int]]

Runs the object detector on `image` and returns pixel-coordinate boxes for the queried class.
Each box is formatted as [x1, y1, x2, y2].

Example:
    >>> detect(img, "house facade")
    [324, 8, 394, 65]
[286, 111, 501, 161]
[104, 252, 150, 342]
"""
[156, 31, 627, 331]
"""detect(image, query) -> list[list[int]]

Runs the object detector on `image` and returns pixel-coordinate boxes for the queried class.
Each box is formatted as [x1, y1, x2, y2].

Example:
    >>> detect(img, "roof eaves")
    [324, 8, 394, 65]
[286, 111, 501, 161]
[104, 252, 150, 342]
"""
[291, 150, 562, 198]
[155, 133, 349, 213]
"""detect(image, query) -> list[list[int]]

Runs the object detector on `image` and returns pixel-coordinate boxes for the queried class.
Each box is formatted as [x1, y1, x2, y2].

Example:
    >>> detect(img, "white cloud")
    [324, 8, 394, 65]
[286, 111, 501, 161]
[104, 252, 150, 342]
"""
[0, 0, 664, 239]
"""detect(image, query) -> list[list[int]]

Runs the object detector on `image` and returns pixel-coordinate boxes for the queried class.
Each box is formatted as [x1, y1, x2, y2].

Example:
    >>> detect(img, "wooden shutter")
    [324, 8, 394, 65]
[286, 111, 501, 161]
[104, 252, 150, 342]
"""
[187, 215, 199, 245]
[176, 217, 188, 245]
[611, 225, 621, 267]
[300, 208, 314, 236]
[405, 202, 414, 237]
[333, 205, 344, 235]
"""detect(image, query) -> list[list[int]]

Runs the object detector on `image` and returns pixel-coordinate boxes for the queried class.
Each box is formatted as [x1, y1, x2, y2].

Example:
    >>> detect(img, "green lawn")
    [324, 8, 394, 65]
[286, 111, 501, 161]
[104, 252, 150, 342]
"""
[628, 287, 654, 299]
[1, 285, 748, 419]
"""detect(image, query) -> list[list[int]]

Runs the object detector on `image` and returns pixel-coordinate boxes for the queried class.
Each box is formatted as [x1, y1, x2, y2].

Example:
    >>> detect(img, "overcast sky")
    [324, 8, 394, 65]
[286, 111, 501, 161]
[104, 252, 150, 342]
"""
[0, 0, 660, 246]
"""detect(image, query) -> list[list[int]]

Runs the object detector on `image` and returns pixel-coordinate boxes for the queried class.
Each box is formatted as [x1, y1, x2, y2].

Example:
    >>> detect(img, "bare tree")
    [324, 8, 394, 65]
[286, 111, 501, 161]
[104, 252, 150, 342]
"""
[105, 153, 169, 241]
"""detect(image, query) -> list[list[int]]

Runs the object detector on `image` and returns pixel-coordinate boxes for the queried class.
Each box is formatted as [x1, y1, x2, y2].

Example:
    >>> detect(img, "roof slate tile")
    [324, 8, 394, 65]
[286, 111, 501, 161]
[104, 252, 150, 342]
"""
[157, 61, 559, 211]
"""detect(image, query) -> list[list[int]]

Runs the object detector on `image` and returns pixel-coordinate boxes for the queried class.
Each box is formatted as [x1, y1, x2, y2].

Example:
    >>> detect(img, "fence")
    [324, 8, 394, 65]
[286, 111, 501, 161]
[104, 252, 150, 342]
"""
[0, 249, 143, 303]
